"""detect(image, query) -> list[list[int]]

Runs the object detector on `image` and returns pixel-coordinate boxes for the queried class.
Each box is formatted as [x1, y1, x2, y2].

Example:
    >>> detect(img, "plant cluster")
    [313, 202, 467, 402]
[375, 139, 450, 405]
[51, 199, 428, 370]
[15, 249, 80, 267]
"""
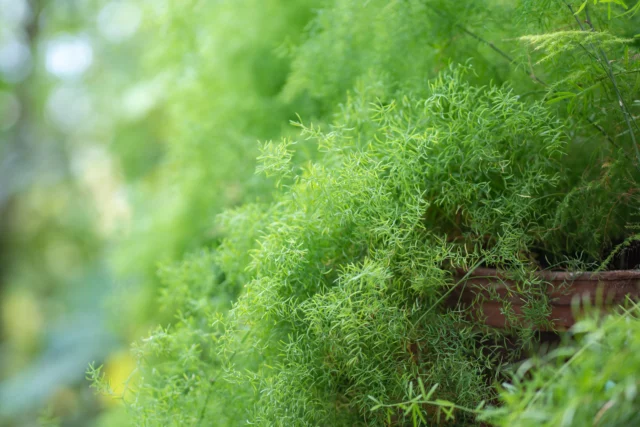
[483, 302, 640, 426]
[94, 0, 640, 425]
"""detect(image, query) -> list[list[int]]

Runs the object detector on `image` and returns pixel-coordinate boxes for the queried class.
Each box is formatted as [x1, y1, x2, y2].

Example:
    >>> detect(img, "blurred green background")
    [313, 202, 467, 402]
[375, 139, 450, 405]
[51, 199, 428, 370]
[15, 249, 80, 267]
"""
[1, 0, 319, 425]
[0, 1, 152, 425]
[2, 0, 640, 426]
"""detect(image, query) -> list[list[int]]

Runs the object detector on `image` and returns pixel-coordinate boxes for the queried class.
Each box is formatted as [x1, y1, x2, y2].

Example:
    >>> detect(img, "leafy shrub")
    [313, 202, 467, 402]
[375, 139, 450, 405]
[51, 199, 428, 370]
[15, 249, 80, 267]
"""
[482, 303, 640, 427]
[95, 0, 640, 425]
[110, 0, 320, 328]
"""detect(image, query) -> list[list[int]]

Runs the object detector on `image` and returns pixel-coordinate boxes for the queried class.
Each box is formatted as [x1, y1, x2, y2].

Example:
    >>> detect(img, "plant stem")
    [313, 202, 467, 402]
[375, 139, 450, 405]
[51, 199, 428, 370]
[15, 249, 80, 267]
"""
[455, 26, 516, 65]
[413, 258, 485, 327]
[577, 3, 640, 167]
[423, 5, 517, 66]
[586, 116, 618, 148]
[197, 330, 252, 426]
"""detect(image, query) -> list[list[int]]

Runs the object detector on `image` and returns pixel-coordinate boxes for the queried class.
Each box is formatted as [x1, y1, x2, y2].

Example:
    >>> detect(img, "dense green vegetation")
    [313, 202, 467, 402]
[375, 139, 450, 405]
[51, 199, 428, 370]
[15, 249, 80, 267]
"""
[85, 0, 640, 425]
[483, 303, 640, 426]
[4, 0, 639, 425]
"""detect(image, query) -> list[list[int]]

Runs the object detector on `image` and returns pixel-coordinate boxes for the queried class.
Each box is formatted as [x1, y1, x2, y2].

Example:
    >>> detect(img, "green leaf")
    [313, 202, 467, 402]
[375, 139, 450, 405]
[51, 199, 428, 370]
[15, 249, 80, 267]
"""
[574, 1, 589, 15]
[546, 92, 577, 104]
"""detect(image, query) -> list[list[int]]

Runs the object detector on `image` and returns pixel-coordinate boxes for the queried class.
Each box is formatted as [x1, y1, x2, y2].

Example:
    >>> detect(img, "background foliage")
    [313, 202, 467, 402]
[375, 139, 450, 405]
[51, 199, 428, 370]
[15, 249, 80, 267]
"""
[2, 0, 640, 426]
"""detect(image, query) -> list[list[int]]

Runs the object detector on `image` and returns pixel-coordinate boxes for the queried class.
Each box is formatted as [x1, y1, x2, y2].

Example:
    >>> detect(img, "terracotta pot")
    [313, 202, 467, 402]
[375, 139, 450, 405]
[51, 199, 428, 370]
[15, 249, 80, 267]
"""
[451, 268, 640, 330]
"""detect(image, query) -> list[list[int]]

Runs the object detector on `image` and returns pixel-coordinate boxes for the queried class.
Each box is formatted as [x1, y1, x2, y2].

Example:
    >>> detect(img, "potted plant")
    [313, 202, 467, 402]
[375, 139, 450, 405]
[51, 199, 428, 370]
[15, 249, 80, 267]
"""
[452, 267, 640, 330]
[96, 1, 640, 425]
[442, 1, 640, 333]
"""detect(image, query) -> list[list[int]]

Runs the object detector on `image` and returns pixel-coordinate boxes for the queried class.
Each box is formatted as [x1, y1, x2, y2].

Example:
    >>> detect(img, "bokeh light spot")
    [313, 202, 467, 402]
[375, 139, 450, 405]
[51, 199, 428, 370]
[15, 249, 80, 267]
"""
[45, 35, 93, 79]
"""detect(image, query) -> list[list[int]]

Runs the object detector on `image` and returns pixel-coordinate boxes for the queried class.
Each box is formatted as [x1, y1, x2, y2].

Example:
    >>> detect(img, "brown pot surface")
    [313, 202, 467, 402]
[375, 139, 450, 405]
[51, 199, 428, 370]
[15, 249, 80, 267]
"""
[451, 268, 640, 330]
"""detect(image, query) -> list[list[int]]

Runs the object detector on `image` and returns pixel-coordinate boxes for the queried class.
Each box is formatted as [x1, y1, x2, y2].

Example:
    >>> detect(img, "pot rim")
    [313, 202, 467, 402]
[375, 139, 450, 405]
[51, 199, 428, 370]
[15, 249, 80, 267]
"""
[460, 267, 640, 282]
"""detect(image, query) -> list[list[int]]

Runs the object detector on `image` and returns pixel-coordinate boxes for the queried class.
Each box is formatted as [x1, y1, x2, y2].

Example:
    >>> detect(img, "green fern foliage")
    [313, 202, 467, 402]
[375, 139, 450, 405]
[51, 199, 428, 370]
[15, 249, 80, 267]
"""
[206, 68, 575, 424]
[482, 303, 640, 427]
[98, 0, 640, 425]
